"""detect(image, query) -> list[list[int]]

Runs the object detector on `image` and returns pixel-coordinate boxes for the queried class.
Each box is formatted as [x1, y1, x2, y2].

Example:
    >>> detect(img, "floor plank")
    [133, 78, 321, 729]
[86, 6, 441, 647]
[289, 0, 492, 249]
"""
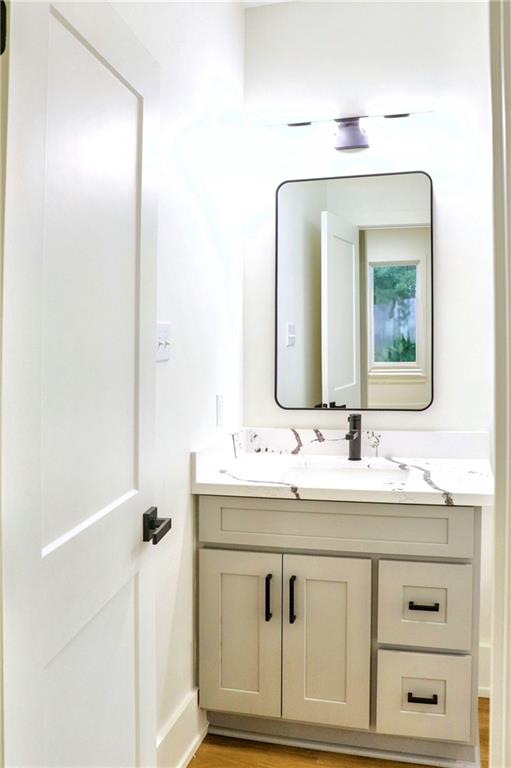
[192, 698, 489, 768]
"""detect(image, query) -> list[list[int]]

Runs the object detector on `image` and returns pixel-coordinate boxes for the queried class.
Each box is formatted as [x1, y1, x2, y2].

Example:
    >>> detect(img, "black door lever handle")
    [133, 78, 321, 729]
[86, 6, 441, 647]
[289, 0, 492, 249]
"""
[143, 507, 172, 545]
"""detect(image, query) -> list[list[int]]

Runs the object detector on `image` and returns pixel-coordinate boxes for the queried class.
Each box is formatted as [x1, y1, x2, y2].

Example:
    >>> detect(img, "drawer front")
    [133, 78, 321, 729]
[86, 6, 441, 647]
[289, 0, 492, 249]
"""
[378, 561, 473, 651]
[199, 496, 475, 558]
[376, 650, 473, 743]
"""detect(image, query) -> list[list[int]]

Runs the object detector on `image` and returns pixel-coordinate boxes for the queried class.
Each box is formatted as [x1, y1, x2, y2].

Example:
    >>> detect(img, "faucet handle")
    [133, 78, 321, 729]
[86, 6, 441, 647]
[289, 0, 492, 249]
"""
[366, 430, 381, 457]
[367, 430, 381, 448]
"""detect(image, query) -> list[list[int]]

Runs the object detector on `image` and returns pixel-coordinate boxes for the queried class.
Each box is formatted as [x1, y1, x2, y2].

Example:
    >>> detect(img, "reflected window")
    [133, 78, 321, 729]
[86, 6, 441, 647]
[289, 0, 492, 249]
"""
[372, 264, 417, 363]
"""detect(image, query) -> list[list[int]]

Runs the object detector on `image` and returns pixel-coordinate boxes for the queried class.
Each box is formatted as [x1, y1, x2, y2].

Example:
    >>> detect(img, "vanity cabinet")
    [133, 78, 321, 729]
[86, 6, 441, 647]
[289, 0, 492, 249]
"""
[198, 495, 482, 768]
[199, 550, 371, 728]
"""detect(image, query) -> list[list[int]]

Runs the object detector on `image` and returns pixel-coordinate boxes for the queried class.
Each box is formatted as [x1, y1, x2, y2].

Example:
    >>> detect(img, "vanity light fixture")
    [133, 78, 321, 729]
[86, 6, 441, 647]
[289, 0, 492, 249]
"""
[287, 114, 369, 150]
[287, 111, 412, 151]
[334, 116, 369, 151]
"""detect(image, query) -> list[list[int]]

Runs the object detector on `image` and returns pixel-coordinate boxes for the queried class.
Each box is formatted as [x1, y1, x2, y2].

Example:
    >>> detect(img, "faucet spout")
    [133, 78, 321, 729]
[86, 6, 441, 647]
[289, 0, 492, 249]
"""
[346, 414, 362, 461]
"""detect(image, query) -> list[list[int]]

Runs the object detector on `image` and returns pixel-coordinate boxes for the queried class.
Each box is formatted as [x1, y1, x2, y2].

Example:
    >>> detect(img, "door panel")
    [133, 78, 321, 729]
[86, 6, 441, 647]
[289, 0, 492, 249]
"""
[2, 4, 159, 765]
[220, 573, 261, 691]
[199, 550, 282, 718]
[283, 554, 371, 728]
[42, 10, 140, 547]
[304, 579, 348, 702]
[43, 580, 137, 767]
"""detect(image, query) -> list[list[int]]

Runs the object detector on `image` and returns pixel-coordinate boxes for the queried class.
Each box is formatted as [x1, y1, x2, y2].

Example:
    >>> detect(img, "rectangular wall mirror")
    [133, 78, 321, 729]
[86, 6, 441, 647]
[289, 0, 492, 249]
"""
[275, 171, 433, 411]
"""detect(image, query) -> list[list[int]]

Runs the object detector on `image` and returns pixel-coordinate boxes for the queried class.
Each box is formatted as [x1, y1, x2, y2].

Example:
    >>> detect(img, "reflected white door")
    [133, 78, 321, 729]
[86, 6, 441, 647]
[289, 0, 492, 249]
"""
[2, 3, 159, 766]
[320, 211, 360, 407]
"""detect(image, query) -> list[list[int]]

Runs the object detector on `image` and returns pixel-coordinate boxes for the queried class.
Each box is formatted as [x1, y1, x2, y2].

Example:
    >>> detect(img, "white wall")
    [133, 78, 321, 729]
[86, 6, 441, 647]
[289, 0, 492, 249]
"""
[113, 3, 245, 764]
[243, 1, 494, 693]
[243, 1, 493, 434]
[245, 1, 491, 123]
[325, 173, 430, 229]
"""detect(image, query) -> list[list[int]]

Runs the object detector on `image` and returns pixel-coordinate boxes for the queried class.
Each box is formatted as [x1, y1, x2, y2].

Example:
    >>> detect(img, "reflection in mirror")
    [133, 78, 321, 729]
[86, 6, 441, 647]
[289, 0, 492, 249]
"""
[276, 172, 432, 410]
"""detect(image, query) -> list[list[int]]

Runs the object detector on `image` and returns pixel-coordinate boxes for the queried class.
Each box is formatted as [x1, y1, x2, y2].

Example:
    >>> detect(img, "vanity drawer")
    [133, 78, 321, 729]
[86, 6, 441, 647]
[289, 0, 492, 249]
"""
[198, 496, 475, 558]
[378, 561, 473, 651]
[376, 650, 472, 743]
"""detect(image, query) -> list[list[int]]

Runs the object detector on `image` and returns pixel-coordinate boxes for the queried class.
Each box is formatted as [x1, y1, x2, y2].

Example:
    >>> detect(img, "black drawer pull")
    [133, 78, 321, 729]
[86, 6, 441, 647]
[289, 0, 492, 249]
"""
[265, 574, 272, 622]
[408, 692, 438, 705]
[289, 575, 297, 624]
[408, 601, 440, 612]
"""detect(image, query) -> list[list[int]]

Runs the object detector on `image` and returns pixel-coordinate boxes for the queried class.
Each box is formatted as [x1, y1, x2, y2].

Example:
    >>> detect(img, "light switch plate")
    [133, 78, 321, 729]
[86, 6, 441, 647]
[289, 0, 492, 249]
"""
[156, 322, 171, 362]
[286, 322, 296, 347]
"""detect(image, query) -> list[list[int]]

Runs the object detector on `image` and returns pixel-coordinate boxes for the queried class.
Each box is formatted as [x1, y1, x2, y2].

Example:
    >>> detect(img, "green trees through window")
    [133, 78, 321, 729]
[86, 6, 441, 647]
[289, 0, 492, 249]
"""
[373, 264, 417, 363]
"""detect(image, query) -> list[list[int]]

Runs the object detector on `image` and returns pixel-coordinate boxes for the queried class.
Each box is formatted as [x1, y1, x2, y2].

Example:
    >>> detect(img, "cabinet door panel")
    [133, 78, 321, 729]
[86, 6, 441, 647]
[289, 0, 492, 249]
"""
[199, 549, 282, 717]
[283, 555, 371, 728]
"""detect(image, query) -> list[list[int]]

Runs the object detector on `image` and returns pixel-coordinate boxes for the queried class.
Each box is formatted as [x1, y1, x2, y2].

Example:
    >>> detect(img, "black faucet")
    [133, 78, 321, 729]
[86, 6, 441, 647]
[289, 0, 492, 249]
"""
[345, 413, 362, 461]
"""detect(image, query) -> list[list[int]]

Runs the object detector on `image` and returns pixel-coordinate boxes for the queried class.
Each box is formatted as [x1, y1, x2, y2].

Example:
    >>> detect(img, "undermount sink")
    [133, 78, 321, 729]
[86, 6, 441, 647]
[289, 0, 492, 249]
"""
[287, 462, 410, 489]
[222, 454, 410, 489]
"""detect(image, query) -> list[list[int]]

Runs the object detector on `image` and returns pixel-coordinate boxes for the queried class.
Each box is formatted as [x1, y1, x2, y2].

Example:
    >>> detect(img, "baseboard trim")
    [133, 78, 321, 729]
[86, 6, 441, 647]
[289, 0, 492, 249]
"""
[157, 688, 208, 768]
[174, 725, 209, 768]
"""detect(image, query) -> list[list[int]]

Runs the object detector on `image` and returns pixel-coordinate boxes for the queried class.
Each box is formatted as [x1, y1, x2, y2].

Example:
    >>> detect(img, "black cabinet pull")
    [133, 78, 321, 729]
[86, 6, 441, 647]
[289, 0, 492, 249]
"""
[143, 507, 172, 545]
[408, 601, 440, 612]
[265, 574, 272, 622]
[289, 575, 297, 624]
[407, 692, 438, 705]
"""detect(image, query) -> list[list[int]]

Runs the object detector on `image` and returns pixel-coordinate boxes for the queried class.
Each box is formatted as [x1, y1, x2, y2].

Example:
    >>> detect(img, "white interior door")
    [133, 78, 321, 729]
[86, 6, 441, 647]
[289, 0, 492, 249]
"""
[321, 211, 360, 407]
[2, 3, 159, 765]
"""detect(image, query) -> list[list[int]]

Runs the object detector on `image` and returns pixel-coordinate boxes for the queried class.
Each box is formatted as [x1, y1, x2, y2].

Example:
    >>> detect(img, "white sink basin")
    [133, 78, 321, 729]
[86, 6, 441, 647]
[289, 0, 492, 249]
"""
[222, 455, 410, 490]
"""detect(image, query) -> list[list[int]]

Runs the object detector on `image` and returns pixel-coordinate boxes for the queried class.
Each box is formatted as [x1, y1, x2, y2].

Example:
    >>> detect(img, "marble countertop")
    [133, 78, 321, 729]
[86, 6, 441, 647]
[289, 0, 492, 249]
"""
[192, 428, 494, 507]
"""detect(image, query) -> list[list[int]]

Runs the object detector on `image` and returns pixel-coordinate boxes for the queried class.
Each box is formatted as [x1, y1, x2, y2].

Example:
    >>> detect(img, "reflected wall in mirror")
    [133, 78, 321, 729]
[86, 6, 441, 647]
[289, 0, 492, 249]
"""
[275, 172, 432, 410]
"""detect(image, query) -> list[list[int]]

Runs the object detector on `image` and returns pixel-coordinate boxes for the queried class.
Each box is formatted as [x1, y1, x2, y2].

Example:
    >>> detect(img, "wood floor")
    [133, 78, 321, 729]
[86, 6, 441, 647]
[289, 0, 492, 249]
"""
[192, 699, 489, 768]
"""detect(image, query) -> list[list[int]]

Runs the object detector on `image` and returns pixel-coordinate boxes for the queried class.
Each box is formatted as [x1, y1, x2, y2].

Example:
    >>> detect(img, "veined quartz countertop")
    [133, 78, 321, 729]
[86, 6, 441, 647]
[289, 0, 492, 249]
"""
[192, 428, 494, 507]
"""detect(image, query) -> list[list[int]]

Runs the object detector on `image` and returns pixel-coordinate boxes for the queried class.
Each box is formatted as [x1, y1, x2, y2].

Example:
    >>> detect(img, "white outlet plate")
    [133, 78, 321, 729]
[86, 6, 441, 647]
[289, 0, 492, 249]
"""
[156, 322, 171, 362]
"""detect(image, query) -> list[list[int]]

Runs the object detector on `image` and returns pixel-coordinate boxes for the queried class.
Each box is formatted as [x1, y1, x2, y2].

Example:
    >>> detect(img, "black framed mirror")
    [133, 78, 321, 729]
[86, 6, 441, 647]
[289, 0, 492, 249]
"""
[275, 171, 433, 411]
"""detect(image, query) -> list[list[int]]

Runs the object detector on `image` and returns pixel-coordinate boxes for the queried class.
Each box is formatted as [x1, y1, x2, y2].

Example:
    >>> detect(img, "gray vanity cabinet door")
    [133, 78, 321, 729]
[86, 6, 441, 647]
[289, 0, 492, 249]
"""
[199, 549, 282, 717]
[282, 554, 371, 729]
